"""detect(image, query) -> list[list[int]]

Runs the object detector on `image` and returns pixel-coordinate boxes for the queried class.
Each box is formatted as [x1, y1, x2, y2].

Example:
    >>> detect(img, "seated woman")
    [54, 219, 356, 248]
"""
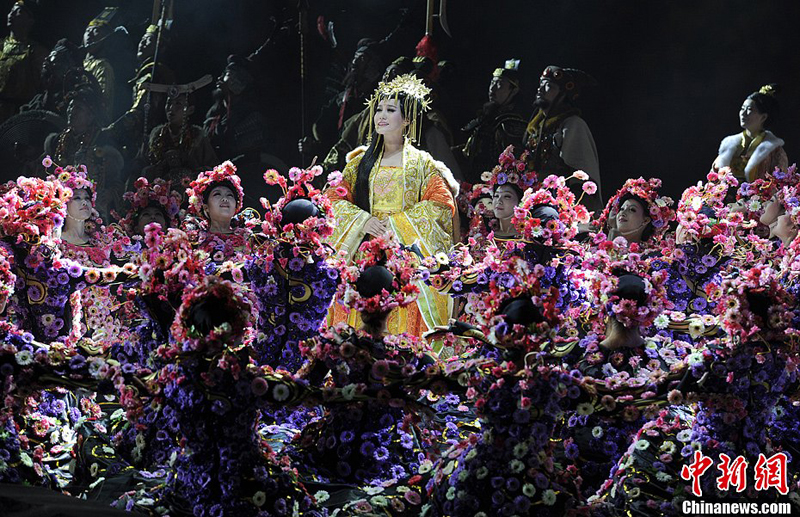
[184, 161, 252, 263]
[712, 84, 788, 183]
[325, 73, 458, 337]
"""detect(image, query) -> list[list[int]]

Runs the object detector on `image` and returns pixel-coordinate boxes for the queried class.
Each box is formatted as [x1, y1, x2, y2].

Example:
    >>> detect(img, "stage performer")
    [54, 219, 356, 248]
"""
[325, 73, 458, 337]
[712, 84, 788, 183]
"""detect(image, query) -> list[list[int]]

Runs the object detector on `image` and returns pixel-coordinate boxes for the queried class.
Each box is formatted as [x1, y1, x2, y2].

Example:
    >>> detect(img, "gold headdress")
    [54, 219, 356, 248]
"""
[366, 73, 432, 144]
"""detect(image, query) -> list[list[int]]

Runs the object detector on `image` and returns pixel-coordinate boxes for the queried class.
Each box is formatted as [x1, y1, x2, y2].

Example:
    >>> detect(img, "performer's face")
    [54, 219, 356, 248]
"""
[616, 199, 651, 237]
[7, 3, 32, 32]
[535, 78, 560, 108]
[67, 99, 94, 131]
[772, 213, 797, 245]
[489, 76, 516, 105]
[135, 206, 167, 235]
[166, 94, 193, 125]
[374, 98, 407, 137]
[493, 185, 520, 221]
[67, 189, 93, 221]
[204, 185, 237, 224]
[739, 99, 767, 133]
[760, 194, 784, 226]
[137, 31, 156, 61]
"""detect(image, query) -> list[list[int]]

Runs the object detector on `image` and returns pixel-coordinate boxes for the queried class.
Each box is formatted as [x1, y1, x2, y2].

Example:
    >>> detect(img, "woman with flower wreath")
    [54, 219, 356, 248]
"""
[593, 177, 675, 250]
[184, 160, 254, 264]
[44, 161, 136, 348]
[286, 236, 439, 489]
[325, 73, 458, 338]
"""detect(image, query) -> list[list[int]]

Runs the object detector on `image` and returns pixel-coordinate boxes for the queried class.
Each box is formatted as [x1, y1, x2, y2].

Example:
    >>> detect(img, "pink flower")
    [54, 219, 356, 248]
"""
[582, 181, 597, 195]
[42, 156, 53, 168]
[327, 170, 343, 185]
[573, 170, 589, 181]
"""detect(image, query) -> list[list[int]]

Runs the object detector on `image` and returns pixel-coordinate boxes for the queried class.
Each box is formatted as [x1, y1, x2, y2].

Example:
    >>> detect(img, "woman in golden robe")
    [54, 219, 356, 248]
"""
[325, 74, 458, 337]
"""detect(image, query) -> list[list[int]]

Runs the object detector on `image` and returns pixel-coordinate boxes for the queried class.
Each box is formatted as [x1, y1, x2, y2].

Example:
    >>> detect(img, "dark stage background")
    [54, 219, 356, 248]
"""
[3, 0, 800, 201]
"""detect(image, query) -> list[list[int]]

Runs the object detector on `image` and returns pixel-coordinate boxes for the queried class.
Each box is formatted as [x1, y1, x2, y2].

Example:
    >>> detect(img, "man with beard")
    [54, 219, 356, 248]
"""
[524, 65, 602, 213]
[457, 59, 527, 185]
[0, 1, 46, 122]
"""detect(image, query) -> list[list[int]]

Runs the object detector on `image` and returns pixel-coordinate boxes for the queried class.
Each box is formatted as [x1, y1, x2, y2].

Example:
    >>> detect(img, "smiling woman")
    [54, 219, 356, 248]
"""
[325, 74, 459, 338]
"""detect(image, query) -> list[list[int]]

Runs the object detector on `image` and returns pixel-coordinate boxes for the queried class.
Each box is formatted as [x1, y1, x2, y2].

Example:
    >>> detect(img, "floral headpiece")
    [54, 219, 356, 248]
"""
[117, 177, 182, 234]
[779, 185, 800, 228]
[581, 248, 672, 330]
[186, 161, 245, 216]
[0, 176, 71, 247]
[511, 171, 592, 247]
[170, 276, 257, 355]
[260, 165, 336, 251]
[710, 264, 795, 342]
[367, 73, 431, 143]
[596, 177, 675, 239]
[43, 157, 97, 206]
[336, 235, 421, 314]
[478, 145, 537, 193]
[676, 168, 740, 245]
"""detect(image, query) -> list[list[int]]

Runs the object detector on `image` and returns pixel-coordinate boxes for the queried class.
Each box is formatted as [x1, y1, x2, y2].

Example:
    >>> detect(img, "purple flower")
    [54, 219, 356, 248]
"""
[565, 442, 580, 459]
[288, 258, 305, 271]
[701, 255, 717, 267]
[374, 446, 389, 461]
[360, 441, 375, 457]
[69, 354, 86, 370]
[326, 268, 339, 280]
[340, 430, 355, 443]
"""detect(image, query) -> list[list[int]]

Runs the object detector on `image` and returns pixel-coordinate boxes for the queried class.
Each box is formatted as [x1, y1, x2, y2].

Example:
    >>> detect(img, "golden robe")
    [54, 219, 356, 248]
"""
[326, 142, 455, 337]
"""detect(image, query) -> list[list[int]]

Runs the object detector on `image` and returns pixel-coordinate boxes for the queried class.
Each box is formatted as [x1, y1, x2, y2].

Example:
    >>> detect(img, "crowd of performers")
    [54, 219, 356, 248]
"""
[1, 70, 800, 517]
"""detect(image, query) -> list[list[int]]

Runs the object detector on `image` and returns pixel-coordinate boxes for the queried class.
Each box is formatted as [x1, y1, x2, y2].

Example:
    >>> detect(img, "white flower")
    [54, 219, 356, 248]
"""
[634, 439, 650, 451]
[342, 384, 356, 401]
[592, 426, 604, 439]
[314, 490, 330, 503]
[476, 466, 488, 479]
[748, 199, 762, 212]
[465, 448, 477, 461]
[272, 383, 291, 401]
[253, 491, 267, 507]
[542, 489, 557, 506]
[370, 495, 388, 507]
[362, 486, 383, 495]
[660, 441, 677, 453]
[576, 402, 595, 416]
[14, 350, 33, 366]
[688, 319, 705, 339]
[510, 459, 525, 473]
[572, 170, 589, 181]
[522, 484, 536, 497]
[20, 452, 33, 467]
[654, 314, 670, 329]
[446, 487, 456, 500]
[676, 429, 692, 443]
[656, 471, 672, 482]
[90, 462, 99, 477]
[513, 442, 528, 458]
[458, 469, 469, 482]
